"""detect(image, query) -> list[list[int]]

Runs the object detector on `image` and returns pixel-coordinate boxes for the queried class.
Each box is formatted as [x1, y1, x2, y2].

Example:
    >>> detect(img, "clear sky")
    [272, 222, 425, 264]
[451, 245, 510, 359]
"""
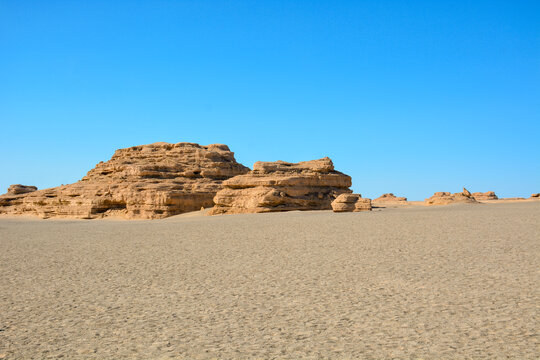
[1, 1, 539, 200]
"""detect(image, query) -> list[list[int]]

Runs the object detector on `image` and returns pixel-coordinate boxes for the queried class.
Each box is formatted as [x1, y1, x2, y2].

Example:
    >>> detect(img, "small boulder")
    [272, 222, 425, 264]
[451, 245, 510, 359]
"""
[331, 193, 360, 212]
[331, 194, 372, 212]
[354, 198, 372, 212]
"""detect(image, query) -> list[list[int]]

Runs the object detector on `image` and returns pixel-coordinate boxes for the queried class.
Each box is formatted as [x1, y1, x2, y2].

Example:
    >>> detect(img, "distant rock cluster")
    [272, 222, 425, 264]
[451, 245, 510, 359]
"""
[372, 193, 408, 206]
[471, 191, 498, 201]
[425, 188, 477, 205]
[1, 141, 537, 219]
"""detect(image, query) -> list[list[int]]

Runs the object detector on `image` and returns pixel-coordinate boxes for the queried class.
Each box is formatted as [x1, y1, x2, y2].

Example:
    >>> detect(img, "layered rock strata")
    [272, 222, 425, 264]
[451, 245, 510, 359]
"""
[209, 157, 352, 214]
[331, 193, 372, 212]
[425, 188, 477, 205]
[372, 193, 407, 205]
[471, 191, 498, 201]
[0, 142, 249, 219]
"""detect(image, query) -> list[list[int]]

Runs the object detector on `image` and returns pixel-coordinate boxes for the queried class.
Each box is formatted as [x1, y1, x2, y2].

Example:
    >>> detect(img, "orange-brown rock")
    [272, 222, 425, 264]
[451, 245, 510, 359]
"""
[530, 193, 540, 199]
[425, 188, 478, 205]
[373, 193, 407, 205]
[331, 194, 372, 212]
[209, 157, 352, 214]
[0, 142, 249, 219]
[7, 184, 37, 195]
[354, 197, 372, 212]
[332, 193, 358, 212]
[471, 191, 498, 201]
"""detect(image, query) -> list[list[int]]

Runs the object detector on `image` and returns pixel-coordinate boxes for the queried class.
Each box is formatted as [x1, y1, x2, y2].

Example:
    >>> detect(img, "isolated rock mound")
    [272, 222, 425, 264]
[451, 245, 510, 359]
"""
[471, 191, 498, 201]
[331, 194, 372, 212]
[530, 193, 540, 199]
[425, 188, 477, 205]
[0, 142, 249, 219]
[209, 157, 352, 214]
[372, 193, 407, 205]
[7, 184, 37, 195]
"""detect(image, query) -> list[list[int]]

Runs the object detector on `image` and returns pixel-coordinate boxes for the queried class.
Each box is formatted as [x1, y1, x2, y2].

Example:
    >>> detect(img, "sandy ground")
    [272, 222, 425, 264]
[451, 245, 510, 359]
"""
[0, 202, 538, 359]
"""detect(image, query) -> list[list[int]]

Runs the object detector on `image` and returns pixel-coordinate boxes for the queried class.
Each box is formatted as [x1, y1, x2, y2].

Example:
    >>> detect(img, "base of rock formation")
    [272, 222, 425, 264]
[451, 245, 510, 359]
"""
[471, 191, 498, 201]
[0, 142, 249, 219]
[425, 188, 478, 205]
[209, 157, 352, 215]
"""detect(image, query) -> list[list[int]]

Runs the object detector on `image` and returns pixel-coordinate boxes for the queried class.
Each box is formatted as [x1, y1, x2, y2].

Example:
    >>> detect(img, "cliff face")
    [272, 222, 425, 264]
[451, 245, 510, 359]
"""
[0, 142, 249, 219]
[209, 157, 352, 215]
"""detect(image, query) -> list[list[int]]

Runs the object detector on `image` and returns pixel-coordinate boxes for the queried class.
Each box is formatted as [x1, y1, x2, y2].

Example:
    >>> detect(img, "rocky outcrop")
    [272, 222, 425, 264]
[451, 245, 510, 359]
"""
[471, 191, 498, 201]
[372, 193, 407, 205]
[425, 188, 477, 205]
[331, 194, 372, 212]
[0, 142, 249, 219]
[7, 184, 37, 195]
[209, 157, 352, 214]
[530, 193, 540, 199]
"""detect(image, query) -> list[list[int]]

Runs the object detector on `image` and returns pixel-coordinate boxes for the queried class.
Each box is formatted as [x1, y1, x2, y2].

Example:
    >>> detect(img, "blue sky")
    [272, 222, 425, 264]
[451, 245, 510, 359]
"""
[1, 0, 539, 200]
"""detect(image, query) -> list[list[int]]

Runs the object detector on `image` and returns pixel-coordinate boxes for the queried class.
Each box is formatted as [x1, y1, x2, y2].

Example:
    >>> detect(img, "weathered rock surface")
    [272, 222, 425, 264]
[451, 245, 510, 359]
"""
[354, 198, 372, 212]
[331, 194, 372, 212]
[530, 193, 540, 199]
[471, 191, 498, 201]
[373, 193, 407, 205]
[209, 157, 352, 214]
[332, 193, 358, 212]
[0, 142, 249, 219]
[425, 188, 478, 205]
[7, 184, 38, 195]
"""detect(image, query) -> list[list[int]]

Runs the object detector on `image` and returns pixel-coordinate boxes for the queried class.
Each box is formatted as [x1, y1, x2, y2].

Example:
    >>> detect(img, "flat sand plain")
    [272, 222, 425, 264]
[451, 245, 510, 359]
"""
[0, 202, 538, 359]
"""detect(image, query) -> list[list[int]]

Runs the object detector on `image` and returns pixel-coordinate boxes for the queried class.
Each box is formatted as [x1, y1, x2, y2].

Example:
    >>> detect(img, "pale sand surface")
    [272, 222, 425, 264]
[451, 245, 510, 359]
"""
[0, 202, 538, 359]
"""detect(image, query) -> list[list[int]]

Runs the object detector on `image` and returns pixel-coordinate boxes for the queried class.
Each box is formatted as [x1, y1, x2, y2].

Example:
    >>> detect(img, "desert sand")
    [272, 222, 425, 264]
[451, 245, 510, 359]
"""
[0, 202, 538, 359]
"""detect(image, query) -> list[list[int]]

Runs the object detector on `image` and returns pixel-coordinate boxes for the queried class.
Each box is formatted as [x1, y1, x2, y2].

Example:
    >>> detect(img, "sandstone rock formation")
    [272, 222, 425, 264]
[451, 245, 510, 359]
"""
[425, 188, 477, 205]
[331, 194, 372, 212]
[7, 184, 37, 195]
[471, 191, 498, 201]
[0, 142, 249, 219]
[209, 157, 352, 214]
[354, 198, 372, 212]
[372, 193, 407, 205]
[331, 193, 359, 212]
[530, 193, 540, 199]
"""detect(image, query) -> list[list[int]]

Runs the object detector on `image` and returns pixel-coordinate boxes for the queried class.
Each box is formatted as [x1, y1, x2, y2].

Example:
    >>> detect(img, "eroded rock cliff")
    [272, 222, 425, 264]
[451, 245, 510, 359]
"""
[0, 142, 249, 219]
[209, 157, 352, 214]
